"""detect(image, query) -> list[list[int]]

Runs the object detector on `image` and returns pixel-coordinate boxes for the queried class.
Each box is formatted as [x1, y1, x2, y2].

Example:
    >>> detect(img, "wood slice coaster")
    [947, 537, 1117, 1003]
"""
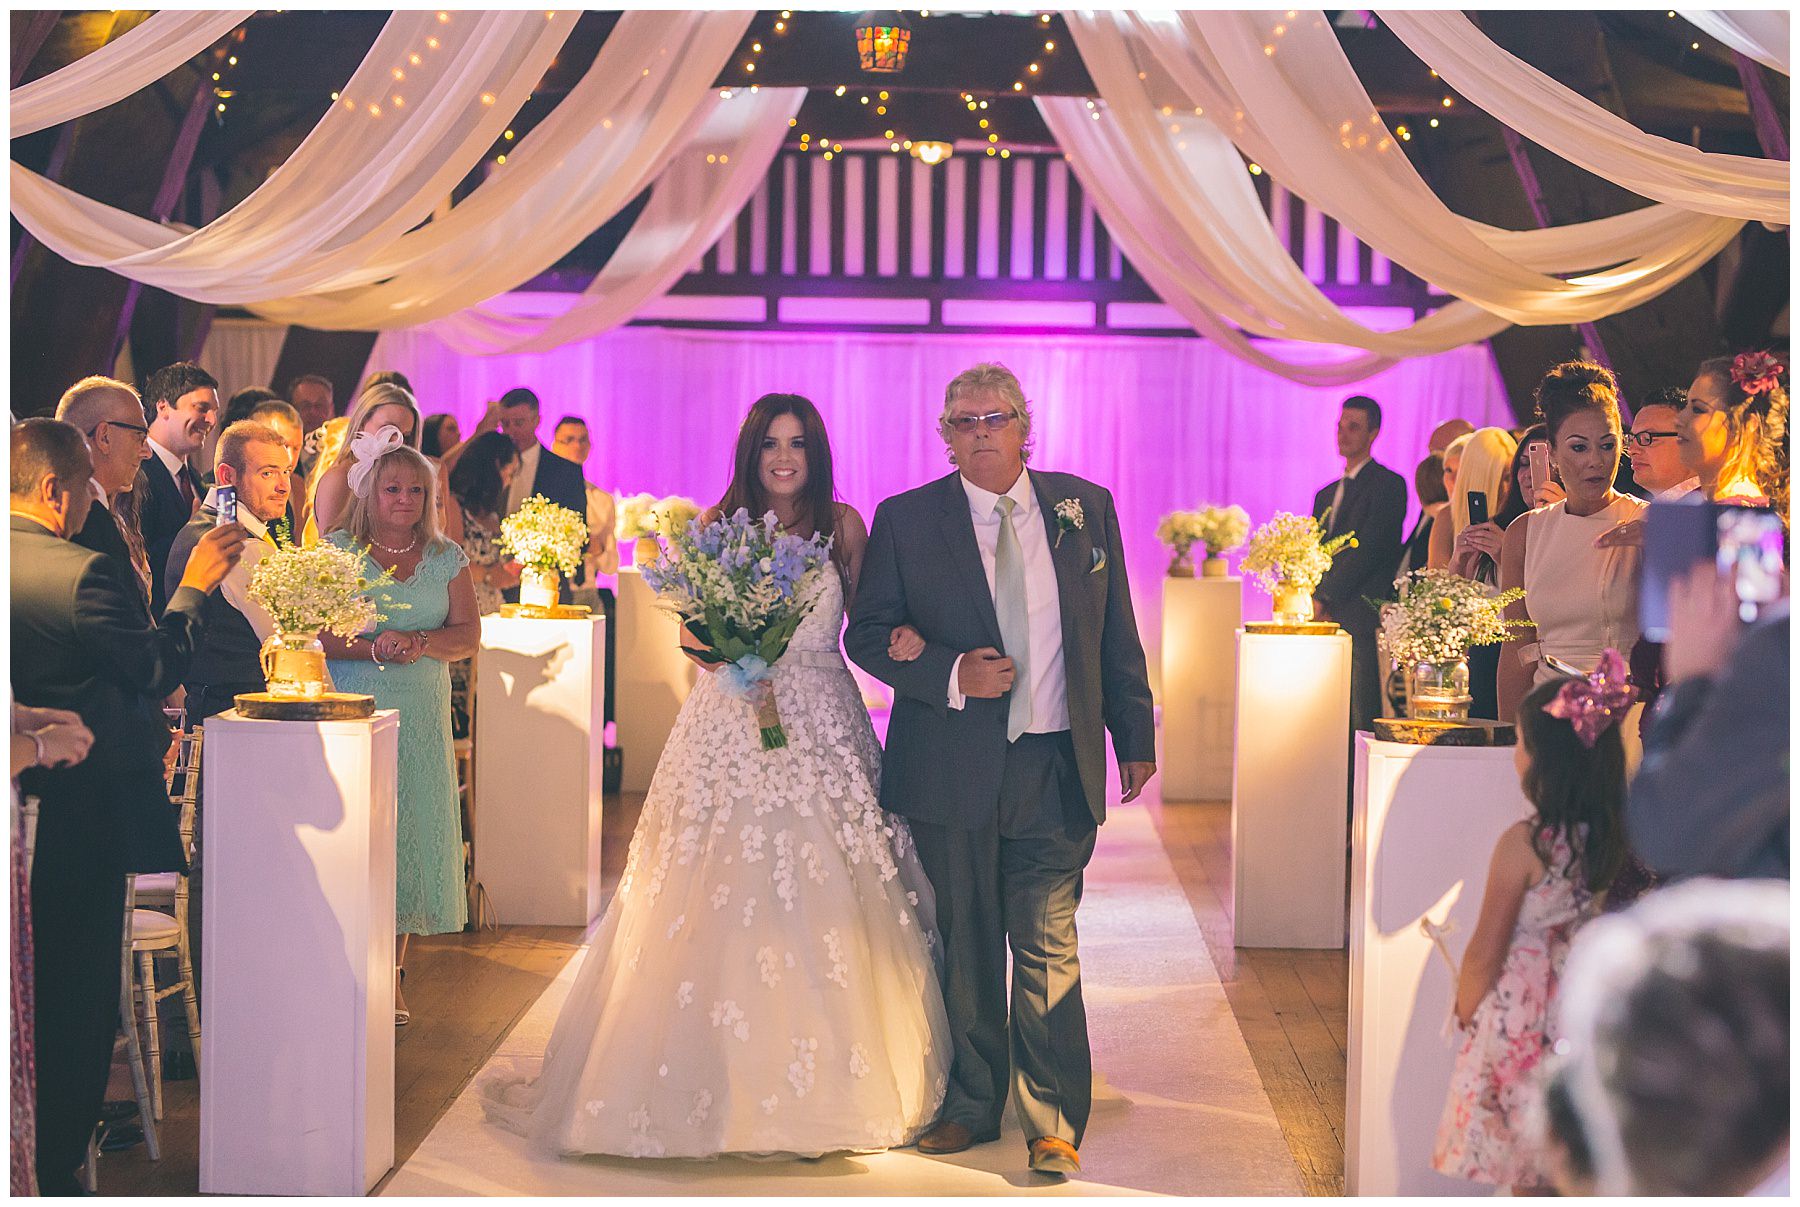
[498, 602, 593, 620]
[1373, 717, 1516, 747]
[1242, 621, 1341, 636]
[232, 692, 376, 721]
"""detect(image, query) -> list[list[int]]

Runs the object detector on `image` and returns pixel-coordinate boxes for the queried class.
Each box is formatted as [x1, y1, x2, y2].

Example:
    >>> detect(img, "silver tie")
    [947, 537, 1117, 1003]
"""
[994, 495, 1033, 742]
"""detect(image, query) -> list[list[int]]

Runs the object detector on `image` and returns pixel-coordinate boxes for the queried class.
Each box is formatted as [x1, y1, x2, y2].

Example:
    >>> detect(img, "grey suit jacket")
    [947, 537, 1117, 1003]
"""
[846, 469, 1155, 829]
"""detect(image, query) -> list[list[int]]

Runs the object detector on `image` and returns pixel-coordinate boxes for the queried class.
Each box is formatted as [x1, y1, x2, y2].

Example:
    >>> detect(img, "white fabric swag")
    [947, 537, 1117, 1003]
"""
[10, 10, 571, 303]
[250, 10, 753, 330]
[11, 10, 253, 138]
[431, 87, 804, 356]
[1380, 10, 1787, 223]
[1684, 10, 1790, 76]
[1107, 11, 1744, 327]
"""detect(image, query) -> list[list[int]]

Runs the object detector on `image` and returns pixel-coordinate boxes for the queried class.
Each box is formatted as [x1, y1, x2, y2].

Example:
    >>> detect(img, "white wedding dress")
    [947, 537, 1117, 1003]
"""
[481, 568, 950, 1158]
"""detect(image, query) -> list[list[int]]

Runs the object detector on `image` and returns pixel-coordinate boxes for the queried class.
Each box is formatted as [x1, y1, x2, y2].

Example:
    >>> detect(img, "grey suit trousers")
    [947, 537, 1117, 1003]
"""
[909, 731, 1097, 1147]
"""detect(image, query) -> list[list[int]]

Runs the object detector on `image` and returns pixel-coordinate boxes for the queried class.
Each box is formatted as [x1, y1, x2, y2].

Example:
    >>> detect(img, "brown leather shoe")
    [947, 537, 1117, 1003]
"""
[1028, 1136, 1080, 1176]
[916, 1120, 999, 1155]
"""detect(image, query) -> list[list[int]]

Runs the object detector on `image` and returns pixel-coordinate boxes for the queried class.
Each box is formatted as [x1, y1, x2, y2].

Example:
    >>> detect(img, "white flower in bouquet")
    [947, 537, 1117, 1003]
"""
[614, 491, 660, 541]
[499, 495, 588, 576]
[1194, 504, 1251, 556]
[248, 537, 393, 638]
[1155, 509, 1208, 553]
[1239, 511, 1357, 594]
[653, 495, 701, 540]
[1380, 568, 1530, 668]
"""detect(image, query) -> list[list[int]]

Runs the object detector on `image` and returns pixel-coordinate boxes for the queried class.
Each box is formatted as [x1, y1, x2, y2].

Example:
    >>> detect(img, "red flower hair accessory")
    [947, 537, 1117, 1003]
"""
[1542, 647, 1636, 748]
[1730, 350, 1785, 398]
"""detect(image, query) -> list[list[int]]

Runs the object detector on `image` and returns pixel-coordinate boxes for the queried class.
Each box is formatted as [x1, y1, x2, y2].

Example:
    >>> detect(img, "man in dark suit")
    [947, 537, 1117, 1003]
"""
[1311, 395, 1408, 734]
[10, 419, 244, 1195]
[139, 362, 220, 614]
[56, 376, 155, 593]
[497, 387, 588, 603]
[847, 363, 1156, 1177]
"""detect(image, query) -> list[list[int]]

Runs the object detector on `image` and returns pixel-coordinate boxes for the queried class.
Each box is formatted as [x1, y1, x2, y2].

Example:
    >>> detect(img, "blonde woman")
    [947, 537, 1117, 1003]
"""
[306, 382, 421, 541]
[1437, 426, 1520, 583]
[318, 443, 478, 1023]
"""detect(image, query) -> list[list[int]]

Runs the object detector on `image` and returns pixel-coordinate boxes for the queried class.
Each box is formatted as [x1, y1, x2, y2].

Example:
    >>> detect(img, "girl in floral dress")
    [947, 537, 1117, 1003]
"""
[1433, 651, 1633, 1190]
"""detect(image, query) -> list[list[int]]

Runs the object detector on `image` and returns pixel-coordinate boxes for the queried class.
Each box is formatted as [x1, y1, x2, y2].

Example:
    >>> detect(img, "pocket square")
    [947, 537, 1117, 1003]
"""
[1089, 548, 1107, 574]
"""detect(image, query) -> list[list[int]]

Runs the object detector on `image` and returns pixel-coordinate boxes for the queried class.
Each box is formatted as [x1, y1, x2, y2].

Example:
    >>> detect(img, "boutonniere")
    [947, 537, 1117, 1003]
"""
[1053, 498, 1085, 548]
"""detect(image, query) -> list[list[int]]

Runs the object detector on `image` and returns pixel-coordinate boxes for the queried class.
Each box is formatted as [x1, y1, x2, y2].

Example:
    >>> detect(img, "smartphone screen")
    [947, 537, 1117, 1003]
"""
[1641, 500, 1785, 640]
[1716, 508, 1785, 624]
[214, 485, 237, 526]
[1466, 490, 1489, 527]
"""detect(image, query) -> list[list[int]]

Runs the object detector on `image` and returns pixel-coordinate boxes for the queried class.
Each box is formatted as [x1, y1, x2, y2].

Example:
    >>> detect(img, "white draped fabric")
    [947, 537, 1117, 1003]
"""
[430, 88, 803, 355]
[11, 10, 253, 138]
[249, 11, 753, 329]
[1380, 10, 1787, 222]
[1684, 10, 1791, 75]
[348, 322, 1508, 677]
[1101, 11, 1745, 326]
[10, 11, 570, 302]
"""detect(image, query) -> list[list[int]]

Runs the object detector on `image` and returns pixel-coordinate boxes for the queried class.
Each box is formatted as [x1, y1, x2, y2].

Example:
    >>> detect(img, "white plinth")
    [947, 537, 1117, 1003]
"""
[614, 567, 697, 793]
[474, 615, 607, 926]
[1231, 629, 1351, 948]
[1160, 576, 1243, 801]
[1347, 736, 1532, 1196]
[199, 710, 398, 1196]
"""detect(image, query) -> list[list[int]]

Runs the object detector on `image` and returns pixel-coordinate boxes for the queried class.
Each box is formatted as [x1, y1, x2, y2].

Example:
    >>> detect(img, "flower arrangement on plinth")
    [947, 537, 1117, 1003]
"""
[653, 495, 700, 540]
[1381, 568, 1530, 720]
[642, 508, 834, 750]
[1240, 511, 1357, 622]
[499, 494, 588, 608]
[1157, 504, 1250, 577]
[616, 492, 700, 565]
[247, 536, 396, 698]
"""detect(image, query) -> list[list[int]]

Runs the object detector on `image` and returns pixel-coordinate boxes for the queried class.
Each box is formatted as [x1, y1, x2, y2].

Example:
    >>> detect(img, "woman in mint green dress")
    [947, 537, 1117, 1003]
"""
[319, 436, 480, 1024]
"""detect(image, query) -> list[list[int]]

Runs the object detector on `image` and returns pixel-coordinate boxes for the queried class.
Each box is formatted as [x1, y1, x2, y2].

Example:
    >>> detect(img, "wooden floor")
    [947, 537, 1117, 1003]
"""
[92, 792, 1346, 1197]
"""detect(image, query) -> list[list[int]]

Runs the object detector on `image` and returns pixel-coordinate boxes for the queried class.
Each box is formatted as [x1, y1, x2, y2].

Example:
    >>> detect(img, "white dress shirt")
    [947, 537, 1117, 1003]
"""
[505, 442, 542, 517]
[946, 469, 1070, 731]
[1657, 477, 1701, 501]
[203, 485, 277, 642]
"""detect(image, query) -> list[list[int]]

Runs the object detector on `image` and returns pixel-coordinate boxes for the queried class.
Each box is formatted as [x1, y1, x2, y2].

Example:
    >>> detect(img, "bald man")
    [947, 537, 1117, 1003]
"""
[1428, 418, 1475, 456]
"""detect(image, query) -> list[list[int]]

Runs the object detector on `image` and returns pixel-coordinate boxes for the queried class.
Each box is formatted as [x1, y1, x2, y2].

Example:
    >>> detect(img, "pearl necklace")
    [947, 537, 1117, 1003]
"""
[370, 533, 419, 555]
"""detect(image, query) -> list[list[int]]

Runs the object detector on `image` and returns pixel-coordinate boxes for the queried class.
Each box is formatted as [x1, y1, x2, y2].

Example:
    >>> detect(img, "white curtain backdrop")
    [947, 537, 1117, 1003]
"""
[429, 87, 804, 354]
[249, 11, 754, 329]
[1380, 10, 1787, 222]
[352, 321, 1509, 682]
[1103, 12, 1746, 325]
[11, 10, 570, 301]
[1684, 10, 1791, 75]
[199, 317, 287, 404]
[11, 10, 252, 137]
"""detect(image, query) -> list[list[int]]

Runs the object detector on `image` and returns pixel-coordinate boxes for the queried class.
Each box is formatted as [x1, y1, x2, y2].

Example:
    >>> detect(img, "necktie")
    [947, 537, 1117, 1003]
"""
[993, 495, 1033, 742]
[178, 467, 196, 512]
[1326, 475, 1349, 533]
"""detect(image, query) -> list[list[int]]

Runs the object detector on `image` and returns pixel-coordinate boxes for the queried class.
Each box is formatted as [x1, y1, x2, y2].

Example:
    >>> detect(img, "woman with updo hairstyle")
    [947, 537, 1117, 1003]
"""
[1677, 351, 1789, 518]
[1496, 362, 1648, 724]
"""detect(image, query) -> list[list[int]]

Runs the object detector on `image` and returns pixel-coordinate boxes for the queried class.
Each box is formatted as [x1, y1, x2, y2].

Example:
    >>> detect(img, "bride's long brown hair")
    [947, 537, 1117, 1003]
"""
[715, 393, 848, 575]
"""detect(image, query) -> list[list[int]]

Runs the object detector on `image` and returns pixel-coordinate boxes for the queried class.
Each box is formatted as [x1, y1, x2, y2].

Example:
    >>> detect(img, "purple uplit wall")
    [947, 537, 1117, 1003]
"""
[369, 323, 1510, 694]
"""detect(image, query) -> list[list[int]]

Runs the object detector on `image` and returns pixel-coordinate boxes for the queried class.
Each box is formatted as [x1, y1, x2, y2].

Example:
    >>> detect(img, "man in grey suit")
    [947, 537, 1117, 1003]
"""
[846, 363, 1156, 1178]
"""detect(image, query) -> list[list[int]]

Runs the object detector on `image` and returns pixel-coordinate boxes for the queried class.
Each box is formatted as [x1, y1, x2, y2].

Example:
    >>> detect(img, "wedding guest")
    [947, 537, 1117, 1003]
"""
[421, 413, 462, 460]
[1552, 878, 1789, 1196]
[219, 386, 279, 432]
[1497, 363, 1646, 722]
[139, 362, 220, 613]
[549, 416, 619, 729]
[11, 699, 93, 1199]
[1625, 388, 1699, 500]
[497, 389, 586, 605]
[320, 446, 478, 1024]
[56, 377, 156, 602]
[290, 373, 336, 477]
[306, 381, 421, 541]
[1428, 416, 1476, 456]
[1677, 352, 1787, 508]
[246, 398, 306, 536]
[1311, 395, 1408, 732]
[1626, 560, 1788, 880]
[1396, 453, 1447, 583]
[1499, 423, 1554, 529]
[362, 368, 413, 394]
[11, 418, 243, 1195]
[445, 432, 521, 743]
[1436, 427, 1520, 719]
[1432, 662, 1628, 1192]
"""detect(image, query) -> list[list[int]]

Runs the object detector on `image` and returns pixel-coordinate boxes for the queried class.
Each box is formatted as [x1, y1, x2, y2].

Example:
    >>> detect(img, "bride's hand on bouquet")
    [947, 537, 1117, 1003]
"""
[887, 624, 925, 662]
[679, 624, 720, 671]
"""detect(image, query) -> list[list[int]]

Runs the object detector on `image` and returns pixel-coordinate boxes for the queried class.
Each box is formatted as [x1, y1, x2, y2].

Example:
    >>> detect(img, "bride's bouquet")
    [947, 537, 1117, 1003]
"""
[642, 508, 834, 750]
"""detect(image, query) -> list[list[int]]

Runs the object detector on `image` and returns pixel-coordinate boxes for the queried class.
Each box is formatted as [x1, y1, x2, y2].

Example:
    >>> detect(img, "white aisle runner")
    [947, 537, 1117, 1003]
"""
[381, 802, 1303, 1196]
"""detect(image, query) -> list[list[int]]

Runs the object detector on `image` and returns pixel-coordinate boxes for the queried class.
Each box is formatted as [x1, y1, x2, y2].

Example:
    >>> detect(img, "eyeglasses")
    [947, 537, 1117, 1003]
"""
[1625, 429, 1677, 451]
[87, 419, 149, 439]
[945, 411, 1016, 434]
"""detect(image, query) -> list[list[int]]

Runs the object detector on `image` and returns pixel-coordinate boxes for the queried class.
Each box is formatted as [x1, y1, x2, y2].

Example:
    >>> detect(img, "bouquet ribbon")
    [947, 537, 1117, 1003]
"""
[717, 654, 787, 750]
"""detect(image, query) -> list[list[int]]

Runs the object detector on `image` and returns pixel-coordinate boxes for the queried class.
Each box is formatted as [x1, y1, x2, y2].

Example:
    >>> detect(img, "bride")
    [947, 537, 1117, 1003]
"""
[482, 393, 950, 1158]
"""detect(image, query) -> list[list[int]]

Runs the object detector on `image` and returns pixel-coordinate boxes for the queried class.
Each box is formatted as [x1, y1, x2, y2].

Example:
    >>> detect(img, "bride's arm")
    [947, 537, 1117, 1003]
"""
[834, 503, 869, 611]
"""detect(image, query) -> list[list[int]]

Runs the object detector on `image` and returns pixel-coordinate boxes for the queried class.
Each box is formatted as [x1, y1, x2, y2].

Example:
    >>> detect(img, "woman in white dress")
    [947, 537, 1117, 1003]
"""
[483, 394, 950, 1159]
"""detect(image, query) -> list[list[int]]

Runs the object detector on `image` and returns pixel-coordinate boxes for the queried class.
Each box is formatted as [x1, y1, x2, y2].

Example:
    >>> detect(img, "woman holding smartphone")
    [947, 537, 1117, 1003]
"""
[1430, 426, 1518, 717]
[1495, 364, 1647, 731]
